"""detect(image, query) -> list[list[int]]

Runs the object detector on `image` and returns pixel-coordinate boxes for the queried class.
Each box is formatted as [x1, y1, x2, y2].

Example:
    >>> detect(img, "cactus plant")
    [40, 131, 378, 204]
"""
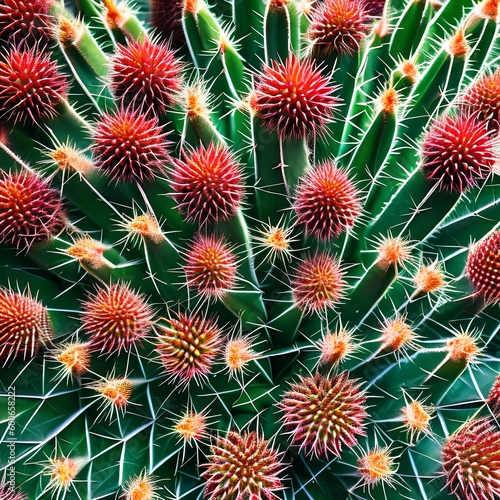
[1, 0, 500, 498]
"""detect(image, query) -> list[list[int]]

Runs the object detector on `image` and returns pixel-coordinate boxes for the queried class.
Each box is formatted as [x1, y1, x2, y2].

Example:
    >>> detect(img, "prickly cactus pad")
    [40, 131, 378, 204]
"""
[0, 0, 500, 499]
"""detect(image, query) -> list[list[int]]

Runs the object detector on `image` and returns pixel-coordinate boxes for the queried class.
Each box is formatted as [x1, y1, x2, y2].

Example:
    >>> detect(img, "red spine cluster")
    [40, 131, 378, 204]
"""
[0, 0, 53, 45]
[157, 312, 222, 385]
[254, 54, 338, 140]
[466, 231, 500, 304]
[92, 107, 170, 183]
[442, 418, 500, 500]
[201, 431, 284, 500]
[0, 48, 68, 124]
[81, 283, 154, 353]
[308, 0, 371, 55]
[0, 288, 53, 365]
[293, 161, 361, 241]
[184, 235, 238, 298]
[279, 372, 368, 458]
[0, 171, 65, 250]
[421, 113, 497, 193]
[111, 38, 181, 114]
[170, 142, 245, 225]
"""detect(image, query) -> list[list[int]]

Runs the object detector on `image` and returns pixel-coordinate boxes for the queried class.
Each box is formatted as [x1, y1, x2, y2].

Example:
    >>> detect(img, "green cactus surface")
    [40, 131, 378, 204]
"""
[1, 0, 500, 498]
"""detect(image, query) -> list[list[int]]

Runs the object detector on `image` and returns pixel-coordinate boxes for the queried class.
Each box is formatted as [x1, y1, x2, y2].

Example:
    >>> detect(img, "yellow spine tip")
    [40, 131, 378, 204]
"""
[103, 0, 129, 29]
[67, 236, 109, 269]
[124, 472, 160, 500]
[358, 447, 397, 487]
[57, 16, 84, 45]
[380, 87, 399, 115]
[480, 0, 499, 21]
[399, 60, 418, 83]
[413, 262, 445, 294]
[224, 337, 257, 375]
[447, 334, 479, 364]
[380, 317, 415, 352]
[184, 0, 204, 15]
[51, 144, 94, 176]
[448, 29, 469, 57]
[127, 214, 164, 244]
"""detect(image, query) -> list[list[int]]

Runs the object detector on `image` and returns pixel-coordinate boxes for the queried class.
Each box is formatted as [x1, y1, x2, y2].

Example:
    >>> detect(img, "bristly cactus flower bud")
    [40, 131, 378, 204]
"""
[111, 38, 181, 114]
[0, 171, 65, 251]
[476, 0, 500, 22]
[291, 253, 346, 315]
[156, 312, 223, 386]
[420, 113, 497, 193]
[66, 235, 111, 271]
[179, 82, 211, 119]
[379, 315, 417, 354]
[183, 234, 238, 298]
[183, 0, 204, 15]
[170, 142, 245, 225]
[467, 231, 500, 304]
[0, 47, 68, 124]
[102, 0, 130, 30]
[487, 374, 500, 416]
[398, 59, 419, 84]
[293, 162, 361, 241]
[173, 408, 209, 445]
[446, 330, 481, 364]
[201, 430, 285, 500]
[379, 86, 398, 115]
[317, 326, 358, 366]
[224, 336, 257, 378]
[92, 107, 170, 184]
[401, 397, 433, 444]
[374, 233, 412, 272]
[373, 17, 390, 38]
[307, 0, 370, 56]
[55, 14, 85, 46]
[461, 69, 500, 131]
[252, 220, 295, 264]
[442, 417, 500, 500]
[125, 213, 164, 245]
[44, 456, 83, 497]
[53, 342, 91, 382]
[50, 143, 95, 177]
[357, 446, 398, 490]
[0, 287, 53, 365]
[254, 54, 339, 140]
[447, 28, 469, 58]
[123, 471, 161, 500]
[279, 372, 368, 458]
[412, 260, 446, 297]
[0, 0, 53, 45]
[81, 283, 154, 353]
[93, 376, 133, 419]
